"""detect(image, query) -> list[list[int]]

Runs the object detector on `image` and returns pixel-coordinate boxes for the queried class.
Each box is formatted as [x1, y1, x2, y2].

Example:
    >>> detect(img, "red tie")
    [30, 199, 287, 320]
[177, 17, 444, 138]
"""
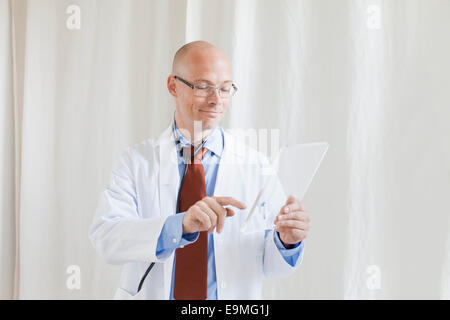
[173, 145, 208, 300]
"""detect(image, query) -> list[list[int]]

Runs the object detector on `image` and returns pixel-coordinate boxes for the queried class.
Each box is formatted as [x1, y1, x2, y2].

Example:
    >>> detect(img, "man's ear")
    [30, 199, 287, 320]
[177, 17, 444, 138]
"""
[167, 75, 177, 98]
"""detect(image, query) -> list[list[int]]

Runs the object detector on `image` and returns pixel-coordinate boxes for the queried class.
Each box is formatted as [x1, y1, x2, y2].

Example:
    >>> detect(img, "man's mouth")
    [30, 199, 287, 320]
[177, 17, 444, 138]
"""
[199, 110, 222, 117]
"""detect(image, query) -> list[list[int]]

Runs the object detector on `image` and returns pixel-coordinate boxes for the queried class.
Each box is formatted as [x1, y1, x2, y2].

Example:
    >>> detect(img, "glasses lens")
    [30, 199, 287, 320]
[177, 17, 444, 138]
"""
[222, 85, 237, 98]
[193, 84, 237, 98]
[193, 87, 210, 97]
[218, 86, 231, 98]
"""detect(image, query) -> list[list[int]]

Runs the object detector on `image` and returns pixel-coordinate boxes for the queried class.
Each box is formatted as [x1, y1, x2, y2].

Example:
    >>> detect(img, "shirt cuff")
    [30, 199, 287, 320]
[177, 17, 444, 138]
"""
[273, 231, 304, 266]
[156, 212, 199, 259]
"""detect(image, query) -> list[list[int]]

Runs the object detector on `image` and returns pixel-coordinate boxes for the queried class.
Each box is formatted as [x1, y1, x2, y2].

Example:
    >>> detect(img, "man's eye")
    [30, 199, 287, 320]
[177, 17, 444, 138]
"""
[196, 84, 209, 89]
[220, 87, 231, 92]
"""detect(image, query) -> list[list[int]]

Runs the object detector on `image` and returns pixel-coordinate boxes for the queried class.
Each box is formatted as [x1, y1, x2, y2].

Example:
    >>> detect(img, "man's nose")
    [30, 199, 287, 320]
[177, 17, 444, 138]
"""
[207, 88, 222, 105]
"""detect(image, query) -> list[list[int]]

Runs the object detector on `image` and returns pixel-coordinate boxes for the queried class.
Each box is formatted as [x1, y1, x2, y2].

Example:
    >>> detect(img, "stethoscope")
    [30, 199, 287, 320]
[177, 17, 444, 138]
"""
[137, 113, 209, 293]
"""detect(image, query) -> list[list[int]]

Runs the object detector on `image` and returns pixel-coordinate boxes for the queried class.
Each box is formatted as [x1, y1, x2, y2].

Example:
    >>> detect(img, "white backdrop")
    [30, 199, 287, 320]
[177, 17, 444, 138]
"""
[1, 0, 450, 299]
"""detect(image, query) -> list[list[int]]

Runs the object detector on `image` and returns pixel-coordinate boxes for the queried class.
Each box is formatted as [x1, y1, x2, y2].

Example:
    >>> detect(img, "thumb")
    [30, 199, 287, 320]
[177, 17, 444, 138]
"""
[281, 195, 298, 215]
[225, 208, 235, 217]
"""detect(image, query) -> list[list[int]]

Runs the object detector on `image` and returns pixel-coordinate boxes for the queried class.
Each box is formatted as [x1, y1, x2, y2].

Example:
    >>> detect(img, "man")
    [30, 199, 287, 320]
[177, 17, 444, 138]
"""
[89, 41, 310, 300]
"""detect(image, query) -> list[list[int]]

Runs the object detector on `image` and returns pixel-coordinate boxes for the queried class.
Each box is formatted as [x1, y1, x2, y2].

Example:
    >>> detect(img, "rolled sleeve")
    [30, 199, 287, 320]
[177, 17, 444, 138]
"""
[273, 231, 304, 267]
[156, 212, 199, 259]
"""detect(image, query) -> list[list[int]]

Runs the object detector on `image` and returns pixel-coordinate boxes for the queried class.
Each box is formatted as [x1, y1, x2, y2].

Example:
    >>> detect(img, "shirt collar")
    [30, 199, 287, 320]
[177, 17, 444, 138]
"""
[174, 122, 224, 158]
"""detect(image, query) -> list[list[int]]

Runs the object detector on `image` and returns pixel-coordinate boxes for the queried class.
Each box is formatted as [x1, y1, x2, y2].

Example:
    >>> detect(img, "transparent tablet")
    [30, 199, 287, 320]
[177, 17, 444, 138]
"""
[240, 142, 329, 234]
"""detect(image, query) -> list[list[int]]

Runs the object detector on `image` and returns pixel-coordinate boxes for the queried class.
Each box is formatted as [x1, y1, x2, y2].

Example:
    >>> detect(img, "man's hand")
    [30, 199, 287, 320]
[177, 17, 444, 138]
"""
[274, 195, 310, 247]
[182, 196, 246, 234]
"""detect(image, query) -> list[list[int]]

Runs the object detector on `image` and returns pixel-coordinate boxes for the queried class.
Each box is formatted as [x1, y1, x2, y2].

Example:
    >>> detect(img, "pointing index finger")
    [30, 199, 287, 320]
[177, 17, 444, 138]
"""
[213, 196, 246, 210]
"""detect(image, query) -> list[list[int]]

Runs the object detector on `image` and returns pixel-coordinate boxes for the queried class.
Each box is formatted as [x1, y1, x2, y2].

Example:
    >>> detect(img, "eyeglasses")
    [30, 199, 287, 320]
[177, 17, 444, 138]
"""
[174, 75, 238, 98]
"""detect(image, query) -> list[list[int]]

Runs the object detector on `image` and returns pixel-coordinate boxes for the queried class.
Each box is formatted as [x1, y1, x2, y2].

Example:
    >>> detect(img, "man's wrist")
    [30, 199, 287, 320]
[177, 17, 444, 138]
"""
[177, 212, 199, 243]
[277, 231, 297, 249]
[281, 241, 296, 249]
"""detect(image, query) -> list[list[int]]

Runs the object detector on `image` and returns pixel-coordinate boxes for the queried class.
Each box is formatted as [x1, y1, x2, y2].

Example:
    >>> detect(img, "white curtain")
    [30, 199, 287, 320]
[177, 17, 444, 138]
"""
[1, 0, 449, 299]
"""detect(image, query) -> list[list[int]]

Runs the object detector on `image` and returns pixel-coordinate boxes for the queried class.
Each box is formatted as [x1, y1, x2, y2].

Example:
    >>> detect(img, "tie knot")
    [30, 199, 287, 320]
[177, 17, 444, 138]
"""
[183, 145, 208, 164]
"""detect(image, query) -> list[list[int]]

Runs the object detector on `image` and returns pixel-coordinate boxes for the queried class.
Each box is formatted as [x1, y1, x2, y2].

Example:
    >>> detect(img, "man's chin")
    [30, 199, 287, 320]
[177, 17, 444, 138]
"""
[201, 119, 219, 130]
[197, 114, 222, 128]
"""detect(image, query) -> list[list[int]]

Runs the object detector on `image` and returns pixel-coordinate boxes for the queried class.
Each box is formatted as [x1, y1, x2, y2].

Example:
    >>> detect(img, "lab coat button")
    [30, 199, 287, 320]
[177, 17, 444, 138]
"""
[172, 238, 177, 244]
[221, 281, 227, 289]
[180, 245, 184, 248]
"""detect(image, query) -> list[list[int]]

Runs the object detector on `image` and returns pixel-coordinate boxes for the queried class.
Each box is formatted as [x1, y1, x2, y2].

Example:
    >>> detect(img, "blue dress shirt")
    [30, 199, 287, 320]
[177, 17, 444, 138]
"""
[156, 124, 304, 299]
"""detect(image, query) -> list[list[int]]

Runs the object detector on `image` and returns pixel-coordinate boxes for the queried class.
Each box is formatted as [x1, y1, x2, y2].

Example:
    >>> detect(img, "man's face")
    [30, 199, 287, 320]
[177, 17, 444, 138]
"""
[169, 48, 233, 131]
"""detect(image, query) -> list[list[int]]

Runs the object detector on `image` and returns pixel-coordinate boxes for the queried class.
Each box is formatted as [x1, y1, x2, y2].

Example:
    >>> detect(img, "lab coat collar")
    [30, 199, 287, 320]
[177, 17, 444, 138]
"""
[155, 122, 248, 193]
[156, 123, 245, 159]
[174, 125, 224, 159]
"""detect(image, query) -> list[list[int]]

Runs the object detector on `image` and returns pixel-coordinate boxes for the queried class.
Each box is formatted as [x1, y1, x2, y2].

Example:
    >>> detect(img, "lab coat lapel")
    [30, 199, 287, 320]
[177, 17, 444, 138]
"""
[213, 129, 247, 197]
[213, 130, 246, 299]
[156, 124, 179, 299]
[157, 125, 180, 189]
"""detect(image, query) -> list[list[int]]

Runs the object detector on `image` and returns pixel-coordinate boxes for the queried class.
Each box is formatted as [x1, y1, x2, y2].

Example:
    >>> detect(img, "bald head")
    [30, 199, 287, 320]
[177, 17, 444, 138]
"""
[172, 41, 231, 76]
[168, 41, 233, 137]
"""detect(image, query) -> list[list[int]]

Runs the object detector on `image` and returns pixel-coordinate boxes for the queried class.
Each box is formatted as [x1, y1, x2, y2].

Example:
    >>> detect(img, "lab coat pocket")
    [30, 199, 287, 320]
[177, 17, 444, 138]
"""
[113, 287, 146, 300]
[240, 201, 270, 235]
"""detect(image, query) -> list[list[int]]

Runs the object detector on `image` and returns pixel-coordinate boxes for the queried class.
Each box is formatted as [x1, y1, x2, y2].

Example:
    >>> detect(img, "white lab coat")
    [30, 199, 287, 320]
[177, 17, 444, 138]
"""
[89, 124, 304, 300]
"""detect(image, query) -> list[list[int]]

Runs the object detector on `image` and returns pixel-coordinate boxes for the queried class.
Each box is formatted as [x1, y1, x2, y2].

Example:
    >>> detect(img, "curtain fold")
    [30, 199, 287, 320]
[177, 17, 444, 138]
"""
[0, 0, 15, 300]
[2, 0, 450, 299]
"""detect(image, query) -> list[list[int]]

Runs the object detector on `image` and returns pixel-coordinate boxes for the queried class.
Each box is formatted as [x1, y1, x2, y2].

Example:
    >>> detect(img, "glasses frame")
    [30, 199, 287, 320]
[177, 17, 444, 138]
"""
[174, 75, 238, 98]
